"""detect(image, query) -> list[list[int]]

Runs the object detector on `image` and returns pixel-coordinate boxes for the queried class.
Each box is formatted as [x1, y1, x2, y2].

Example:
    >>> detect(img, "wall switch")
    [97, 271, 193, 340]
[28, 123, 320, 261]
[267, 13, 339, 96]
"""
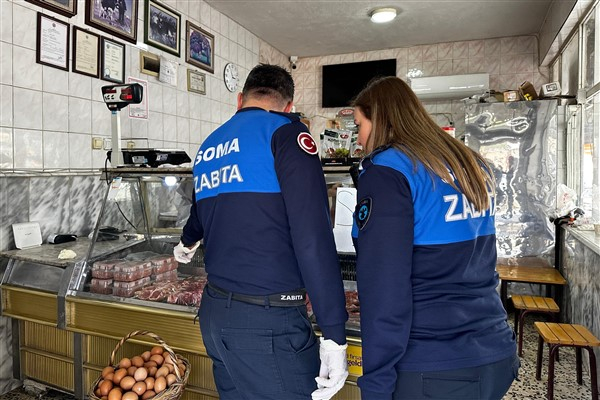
[103, 138, 112, 150]
[127, 141, 135, 149]
[92, 137, 103, 149]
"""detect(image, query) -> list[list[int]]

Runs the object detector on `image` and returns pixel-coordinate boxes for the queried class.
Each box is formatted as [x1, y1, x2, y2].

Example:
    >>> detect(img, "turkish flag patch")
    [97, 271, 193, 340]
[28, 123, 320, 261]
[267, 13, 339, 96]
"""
[297, 132, 318, 155]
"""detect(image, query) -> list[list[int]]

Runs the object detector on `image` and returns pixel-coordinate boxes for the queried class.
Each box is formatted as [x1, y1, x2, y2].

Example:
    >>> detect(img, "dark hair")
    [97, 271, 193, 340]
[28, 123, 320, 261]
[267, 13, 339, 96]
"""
[352, 76, 495, 212]
[242, 64, 294, 107]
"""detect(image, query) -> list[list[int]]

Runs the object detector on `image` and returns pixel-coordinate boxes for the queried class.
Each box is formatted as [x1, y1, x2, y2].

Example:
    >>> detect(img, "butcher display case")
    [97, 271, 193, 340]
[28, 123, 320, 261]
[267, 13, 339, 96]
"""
[1, 167, 363, 399]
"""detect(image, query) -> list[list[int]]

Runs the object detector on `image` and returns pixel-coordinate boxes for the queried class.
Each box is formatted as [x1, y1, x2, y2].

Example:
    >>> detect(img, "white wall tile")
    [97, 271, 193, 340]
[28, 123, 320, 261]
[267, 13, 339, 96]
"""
[163, 114, 177, 141]
[200, 1, 211, 26]
[43, 130, 69, 168]
[68, 97, 91, 134]
[189, 0, 201, 23]
[13, 87, 42, 130]
[68, 133, 91, 168]
[43, 65, 69, 94]
[0, 42, 12, 85]
[13, 128, 42, 168]
[147, 112, 163, 141]
[12, 46, 42, 90]
[12, 4, 37, 50]
[43, 93, 69, 132]
[0, 127, 13, 168]
[91, 101, 111, 136]
[0, 0, 12, 43]
[148, 82, 163, 113]
[0, 85, 12, 127]
[437, 42, 453, 60]
[69, 73, 92, 99]
[176, 116, 189, 143]
[162, 85, 177, 115]
[130, 117, 148, 139]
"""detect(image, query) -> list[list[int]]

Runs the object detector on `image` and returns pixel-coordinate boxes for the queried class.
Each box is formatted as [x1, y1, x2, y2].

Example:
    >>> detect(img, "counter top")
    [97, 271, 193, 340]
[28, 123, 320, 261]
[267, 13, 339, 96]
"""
[568, 227, 600, 256]
[0, 237, 137, 268]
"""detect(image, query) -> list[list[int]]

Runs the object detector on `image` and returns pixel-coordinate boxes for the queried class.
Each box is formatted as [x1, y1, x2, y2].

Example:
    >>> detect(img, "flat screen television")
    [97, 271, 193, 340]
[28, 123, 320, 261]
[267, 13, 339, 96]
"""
[322, 59, 397, 108]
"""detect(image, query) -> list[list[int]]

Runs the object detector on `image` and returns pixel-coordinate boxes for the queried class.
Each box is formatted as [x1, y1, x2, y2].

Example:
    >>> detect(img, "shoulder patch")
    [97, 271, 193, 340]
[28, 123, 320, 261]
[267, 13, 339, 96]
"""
[297, 132, 318, 155]
[355, 197, 372, 230]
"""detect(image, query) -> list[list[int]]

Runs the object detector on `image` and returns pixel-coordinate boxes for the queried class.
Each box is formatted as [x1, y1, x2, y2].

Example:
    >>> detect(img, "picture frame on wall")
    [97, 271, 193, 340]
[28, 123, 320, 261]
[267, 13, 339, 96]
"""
[36, 12, 70, 71]
[185, 20, 214, 74]
[26, 0, 77, 18]
[72, 26, 100, 78]
[84, 0, 138, 44]
[144, 0, 181, 56]
[101, 37, 125, 83]
[187, 69, 206, 95]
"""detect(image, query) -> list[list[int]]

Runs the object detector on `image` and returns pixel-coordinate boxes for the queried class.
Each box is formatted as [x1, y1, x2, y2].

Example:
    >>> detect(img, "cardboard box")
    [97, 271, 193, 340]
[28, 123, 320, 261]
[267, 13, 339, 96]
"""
[503, 90, 519, 102]
[519, 81, 538, 101]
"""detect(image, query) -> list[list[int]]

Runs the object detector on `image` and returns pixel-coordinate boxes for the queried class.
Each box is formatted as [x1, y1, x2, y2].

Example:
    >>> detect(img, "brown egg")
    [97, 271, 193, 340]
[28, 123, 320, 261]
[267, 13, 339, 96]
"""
[133, 367, 147, 382]
[154, 376, 167, 393]
[144, 377, 154, 391]
[141, 390, 156, 400]
[94, 386, 102, 397]
[155, 366, 169, 378]
[113, 368, 128, 385]
[121, 391, 139, 400]
[150, 346, 164, 355]
[127, 366, 137, 376]
[162, 351, 174, 364]
[107, 387, 122, 400]
[147, 366, 157, 377]
[130, 356, 144, 368]
[102, 366, 115, 378]
[105, 372, 114, 382]
[140, 351, 151, 362]
[119, 358, 132, 369]
[99, 379, 114, 396]
[132, 381, 146, 396]
[143, 361, 157, 369]
[149, 354, 164, 366]
[119, 376, 136, 391]
[165, 373, 177, 386]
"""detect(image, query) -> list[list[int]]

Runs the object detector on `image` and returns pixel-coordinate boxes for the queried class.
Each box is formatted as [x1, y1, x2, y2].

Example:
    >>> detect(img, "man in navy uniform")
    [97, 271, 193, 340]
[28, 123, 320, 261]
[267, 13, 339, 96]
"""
[175, 64, 348, 400]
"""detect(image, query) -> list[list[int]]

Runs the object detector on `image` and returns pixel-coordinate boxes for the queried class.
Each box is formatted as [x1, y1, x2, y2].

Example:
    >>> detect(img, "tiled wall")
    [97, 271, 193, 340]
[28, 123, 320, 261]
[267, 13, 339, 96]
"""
[0, 0, 277, 171]
[292, 35, 550, 140]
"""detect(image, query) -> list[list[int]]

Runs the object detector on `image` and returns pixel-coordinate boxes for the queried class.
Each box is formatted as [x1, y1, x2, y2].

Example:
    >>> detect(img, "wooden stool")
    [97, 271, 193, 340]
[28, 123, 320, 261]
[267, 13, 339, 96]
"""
[512, 295, 559, 356]
[535, 322, 600, 400]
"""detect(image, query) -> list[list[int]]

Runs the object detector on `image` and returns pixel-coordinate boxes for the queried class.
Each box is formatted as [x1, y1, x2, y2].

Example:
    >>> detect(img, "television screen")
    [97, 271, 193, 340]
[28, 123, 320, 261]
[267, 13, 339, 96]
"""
[322, 59, 397, 108]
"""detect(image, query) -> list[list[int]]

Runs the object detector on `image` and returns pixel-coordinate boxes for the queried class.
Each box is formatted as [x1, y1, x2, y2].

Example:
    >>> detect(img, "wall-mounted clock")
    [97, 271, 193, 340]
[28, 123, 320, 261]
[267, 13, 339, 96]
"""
[223, 63, 239, 92]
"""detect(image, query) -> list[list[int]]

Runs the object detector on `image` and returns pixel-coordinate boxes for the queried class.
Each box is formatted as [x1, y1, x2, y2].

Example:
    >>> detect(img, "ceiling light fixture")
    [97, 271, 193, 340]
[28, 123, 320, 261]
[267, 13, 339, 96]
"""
[369, 7, 397, 23]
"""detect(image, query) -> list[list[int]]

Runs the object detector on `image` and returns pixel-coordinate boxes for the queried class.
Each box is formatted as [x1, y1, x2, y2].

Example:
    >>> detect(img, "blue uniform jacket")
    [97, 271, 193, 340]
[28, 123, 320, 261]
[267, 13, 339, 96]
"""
[352, 147, 516, 398]
[182, 107, 348, 344]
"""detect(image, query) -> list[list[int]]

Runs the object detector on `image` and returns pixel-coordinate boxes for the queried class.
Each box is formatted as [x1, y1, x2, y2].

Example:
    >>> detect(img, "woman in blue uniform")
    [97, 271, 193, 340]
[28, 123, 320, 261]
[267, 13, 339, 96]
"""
[351, 76, 518, 400]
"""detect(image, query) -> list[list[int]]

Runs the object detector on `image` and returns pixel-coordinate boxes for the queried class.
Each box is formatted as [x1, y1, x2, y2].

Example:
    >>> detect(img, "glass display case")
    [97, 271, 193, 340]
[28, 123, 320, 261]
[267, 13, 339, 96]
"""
[67, 167, 208, 314]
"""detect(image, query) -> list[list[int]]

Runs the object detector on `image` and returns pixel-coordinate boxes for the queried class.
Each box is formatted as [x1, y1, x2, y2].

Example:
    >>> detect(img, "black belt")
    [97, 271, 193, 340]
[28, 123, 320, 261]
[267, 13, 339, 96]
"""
[207, 282, 306, 307]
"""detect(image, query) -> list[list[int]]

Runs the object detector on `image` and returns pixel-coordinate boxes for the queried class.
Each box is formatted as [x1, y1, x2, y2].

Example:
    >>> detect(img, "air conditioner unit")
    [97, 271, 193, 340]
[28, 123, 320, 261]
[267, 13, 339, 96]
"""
[410, 74, 489, 100]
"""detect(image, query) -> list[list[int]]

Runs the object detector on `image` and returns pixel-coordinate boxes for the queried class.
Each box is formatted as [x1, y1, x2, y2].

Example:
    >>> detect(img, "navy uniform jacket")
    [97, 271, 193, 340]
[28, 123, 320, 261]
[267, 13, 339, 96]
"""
[352, 147, 516, 398]
[182, 107, 348, 344]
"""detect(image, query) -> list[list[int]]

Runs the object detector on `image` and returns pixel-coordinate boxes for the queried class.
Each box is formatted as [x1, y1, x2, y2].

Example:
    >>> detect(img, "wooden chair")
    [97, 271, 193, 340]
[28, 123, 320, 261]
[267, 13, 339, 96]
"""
[512, 295, 559, 356]
[535, 322, 600, 400]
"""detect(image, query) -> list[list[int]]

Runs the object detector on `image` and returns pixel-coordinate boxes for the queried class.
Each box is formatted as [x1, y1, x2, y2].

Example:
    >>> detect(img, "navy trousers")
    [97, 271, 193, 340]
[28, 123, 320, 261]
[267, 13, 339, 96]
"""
[390, 353, 520, 400]
[198, 284, 320, 400]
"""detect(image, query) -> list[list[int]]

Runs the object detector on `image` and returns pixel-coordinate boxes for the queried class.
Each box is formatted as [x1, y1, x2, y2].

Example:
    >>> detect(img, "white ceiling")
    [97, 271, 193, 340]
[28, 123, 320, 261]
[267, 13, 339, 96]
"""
[205, 0, 555, 58]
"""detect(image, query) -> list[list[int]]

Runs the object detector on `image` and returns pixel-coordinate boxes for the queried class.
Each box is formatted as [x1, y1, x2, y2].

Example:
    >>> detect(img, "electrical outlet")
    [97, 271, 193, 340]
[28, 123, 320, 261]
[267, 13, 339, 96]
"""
[103, 138, 112, 150]
[127, 141, 135, 149]
[92, 137, 103, 149]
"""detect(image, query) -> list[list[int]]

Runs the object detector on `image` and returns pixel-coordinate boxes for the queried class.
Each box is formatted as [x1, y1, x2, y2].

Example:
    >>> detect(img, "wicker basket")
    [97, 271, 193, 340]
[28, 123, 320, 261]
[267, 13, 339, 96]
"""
[89, 330, 191, 400]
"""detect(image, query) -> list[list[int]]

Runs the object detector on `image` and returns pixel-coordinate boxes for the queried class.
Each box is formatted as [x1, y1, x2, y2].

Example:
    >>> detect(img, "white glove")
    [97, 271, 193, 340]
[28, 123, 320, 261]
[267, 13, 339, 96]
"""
[311, 338, 349, 400]
[173, 240, 200, 264]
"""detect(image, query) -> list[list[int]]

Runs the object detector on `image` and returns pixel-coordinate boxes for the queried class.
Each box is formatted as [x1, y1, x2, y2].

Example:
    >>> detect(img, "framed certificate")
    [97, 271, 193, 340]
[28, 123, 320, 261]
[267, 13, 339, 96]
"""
[36, 12, 70, 71]
[72, 27, 100, 78]
[101, 37, 125, 83]
[187, 69, 206, 95]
